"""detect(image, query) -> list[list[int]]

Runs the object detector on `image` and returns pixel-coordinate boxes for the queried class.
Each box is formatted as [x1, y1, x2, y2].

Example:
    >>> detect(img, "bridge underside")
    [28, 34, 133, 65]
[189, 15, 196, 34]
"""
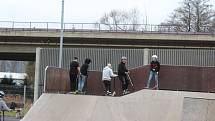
[0, 52, 35, 61]
[0, 33, 215, 61]
[1, 36, 215, 48]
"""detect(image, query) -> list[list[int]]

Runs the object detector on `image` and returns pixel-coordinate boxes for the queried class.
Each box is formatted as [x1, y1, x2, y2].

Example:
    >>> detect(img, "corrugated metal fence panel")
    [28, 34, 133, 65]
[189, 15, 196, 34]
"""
[149, 49, 215, 67]
[40, 48, 146, 71]
[39, 48, 59, 93]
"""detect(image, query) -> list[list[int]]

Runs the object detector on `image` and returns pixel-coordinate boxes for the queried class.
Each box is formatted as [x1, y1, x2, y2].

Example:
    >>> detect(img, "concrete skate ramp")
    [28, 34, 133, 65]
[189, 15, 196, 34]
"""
[22, 90, 215, 121]
[181, 97, 215, 121]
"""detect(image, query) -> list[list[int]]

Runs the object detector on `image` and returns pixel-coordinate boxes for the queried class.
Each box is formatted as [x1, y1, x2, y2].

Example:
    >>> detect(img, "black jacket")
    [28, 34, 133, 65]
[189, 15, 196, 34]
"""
[70, 61, 79, 74]
[80, 63, 89, 76]
[80, 58, 91, 76]
[150, 61, 160, 72]
[118, 62, 128, 76]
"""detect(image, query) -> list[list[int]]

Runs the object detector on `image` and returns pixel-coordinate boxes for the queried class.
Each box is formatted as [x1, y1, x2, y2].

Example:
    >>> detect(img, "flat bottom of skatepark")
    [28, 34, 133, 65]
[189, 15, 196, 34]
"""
[21, 89, 215, 121]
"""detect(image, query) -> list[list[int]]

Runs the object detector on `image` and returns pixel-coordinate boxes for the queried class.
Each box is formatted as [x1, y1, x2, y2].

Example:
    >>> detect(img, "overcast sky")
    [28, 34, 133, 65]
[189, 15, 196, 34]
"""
[0, 0, 214, 25]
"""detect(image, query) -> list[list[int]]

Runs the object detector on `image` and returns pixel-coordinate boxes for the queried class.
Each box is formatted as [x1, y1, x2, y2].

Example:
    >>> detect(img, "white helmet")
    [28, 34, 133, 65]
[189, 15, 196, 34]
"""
[121, 56, 127, 60]
[152, 55, 158, 58]
[0, 91, 5, 97]
[107, 63, 112, 68]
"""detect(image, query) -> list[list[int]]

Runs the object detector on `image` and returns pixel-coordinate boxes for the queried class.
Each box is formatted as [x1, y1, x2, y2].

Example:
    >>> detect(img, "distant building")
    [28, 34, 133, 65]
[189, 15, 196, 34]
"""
[0, 72, 27, 86]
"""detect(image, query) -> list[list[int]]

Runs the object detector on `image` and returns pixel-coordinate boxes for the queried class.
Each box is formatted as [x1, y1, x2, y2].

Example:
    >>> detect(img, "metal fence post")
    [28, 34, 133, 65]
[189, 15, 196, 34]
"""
[12, 21, 14, 30]
[99, 23, 101, 31]
[23, 85, 26, 107]
[144, 48, 149, 65]
[150, 24, 152, 32]
[46, 22, 49, 31]
[29, 22, 31, 30]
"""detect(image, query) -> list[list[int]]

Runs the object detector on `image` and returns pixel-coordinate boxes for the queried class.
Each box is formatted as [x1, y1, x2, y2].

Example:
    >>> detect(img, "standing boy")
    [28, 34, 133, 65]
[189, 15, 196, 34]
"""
[102, 63, 118, 96]
[69, 57, 80, 92]
[145, 55, 160, 89]
[78, 58, 91, 94]
[118, 56, 130, 95]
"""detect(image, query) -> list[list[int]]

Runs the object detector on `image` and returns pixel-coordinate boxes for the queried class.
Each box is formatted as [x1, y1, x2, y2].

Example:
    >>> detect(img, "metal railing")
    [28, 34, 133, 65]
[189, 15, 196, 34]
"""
[0, 84, 34, 99]
[0, 21, 214, 34]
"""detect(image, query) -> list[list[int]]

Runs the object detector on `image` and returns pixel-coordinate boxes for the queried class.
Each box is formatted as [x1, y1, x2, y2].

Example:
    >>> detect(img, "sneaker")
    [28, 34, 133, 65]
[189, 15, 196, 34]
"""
[125, 90, 130, 94]
[106, 91, 112, 96]
[74, 90, 79, 94]
[122, 90, 126, 95]
[153, 85, 159, 90]
[76, 90, 82, 94]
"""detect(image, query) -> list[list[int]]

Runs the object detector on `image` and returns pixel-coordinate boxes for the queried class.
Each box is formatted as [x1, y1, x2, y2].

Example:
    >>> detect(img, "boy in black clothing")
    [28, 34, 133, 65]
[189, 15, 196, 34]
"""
[145, 55, 160, 89]
[118, 56, 130, 95]
[69, 57, 80, 92]
[78, 58, 91, 93]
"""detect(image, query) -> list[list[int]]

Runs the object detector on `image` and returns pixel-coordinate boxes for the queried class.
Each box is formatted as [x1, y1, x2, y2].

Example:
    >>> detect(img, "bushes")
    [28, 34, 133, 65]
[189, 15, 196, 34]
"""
[1, 77, 14, 85]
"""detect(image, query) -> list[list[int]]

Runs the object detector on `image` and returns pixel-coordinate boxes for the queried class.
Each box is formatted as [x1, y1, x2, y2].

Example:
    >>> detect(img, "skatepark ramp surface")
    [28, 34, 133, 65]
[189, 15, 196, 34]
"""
[181, 97, 215, 121]
[21, 90, 215, 121]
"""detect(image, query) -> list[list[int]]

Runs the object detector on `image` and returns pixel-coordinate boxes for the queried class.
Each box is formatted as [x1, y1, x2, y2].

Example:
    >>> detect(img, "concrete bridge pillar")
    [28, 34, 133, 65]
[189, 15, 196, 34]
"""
[144, 48, 149, 65]
[34, 48, 41, 102]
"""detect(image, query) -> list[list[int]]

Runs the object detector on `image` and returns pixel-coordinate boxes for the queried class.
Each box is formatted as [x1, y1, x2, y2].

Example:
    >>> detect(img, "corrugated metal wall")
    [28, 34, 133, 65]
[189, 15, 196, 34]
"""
[149, 49, 215, 66]
[40, 48, 146, 71]
[35, 47, 215, 99]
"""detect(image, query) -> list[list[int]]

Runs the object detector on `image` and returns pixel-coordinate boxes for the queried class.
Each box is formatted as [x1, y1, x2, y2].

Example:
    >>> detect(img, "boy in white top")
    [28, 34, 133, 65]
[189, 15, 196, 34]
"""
[0, 91, 11, 111]
[102, 63, 118, 96]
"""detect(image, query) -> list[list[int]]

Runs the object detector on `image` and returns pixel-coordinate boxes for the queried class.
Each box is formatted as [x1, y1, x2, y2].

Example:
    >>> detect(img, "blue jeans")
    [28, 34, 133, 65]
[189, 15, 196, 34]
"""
[146, 71, 159, 88]
[78, 74, 87, 92]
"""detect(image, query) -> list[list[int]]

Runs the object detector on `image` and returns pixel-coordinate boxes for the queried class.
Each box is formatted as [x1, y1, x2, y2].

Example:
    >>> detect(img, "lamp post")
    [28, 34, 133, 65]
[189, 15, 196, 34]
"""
[59, 0, 65, 68]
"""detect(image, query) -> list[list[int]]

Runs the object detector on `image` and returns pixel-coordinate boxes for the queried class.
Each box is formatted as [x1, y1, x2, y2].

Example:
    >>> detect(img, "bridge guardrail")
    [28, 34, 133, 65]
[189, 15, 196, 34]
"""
[0, 21, 214, 34]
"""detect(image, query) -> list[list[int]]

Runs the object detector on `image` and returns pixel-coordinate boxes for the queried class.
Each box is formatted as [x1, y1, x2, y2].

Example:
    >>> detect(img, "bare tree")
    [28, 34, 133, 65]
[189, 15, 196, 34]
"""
[163, 0, 215, 32]
[128, 8, 140, 30]
[99, 8, 141, 31]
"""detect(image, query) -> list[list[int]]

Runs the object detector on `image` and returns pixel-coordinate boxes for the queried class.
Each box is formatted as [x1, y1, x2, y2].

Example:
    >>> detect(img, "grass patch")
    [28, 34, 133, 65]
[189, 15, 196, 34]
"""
[20, 104, 32, 117]
[2, 103, 32, 118]
[3, 110, 17, 117]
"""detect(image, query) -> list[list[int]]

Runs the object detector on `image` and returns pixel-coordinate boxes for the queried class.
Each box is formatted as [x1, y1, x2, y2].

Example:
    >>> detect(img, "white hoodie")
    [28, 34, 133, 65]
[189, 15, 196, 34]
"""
[102, 66, 117, 81]
[0, 98, 11, 111]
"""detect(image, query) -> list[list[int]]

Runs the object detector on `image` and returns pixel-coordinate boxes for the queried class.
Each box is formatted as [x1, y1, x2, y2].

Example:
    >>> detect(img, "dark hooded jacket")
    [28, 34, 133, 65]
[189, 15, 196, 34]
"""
[80, 58, 91, 76]
[118, 62, 128, 76]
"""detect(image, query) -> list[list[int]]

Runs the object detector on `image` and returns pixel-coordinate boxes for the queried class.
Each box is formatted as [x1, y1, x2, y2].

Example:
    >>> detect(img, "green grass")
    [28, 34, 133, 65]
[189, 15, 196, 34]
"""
[2, 103, 32, 118]
[3, 110, 17, 117]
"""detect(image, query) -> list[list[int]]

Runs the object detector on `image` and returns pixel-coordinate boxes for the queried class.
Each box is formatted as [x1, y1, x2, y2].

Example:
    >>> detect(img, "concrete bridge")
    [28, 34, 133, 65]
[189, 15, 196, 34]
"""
[0, 21, 215, 61]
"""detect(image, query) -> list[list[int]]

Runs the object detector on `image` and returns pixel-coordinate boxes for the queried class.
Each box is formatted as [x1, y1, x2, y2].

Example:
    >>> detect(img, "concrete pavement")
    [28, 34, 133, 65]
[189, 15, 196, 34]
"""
[1, 116, 20, 121]
[21, 89, 215, 121]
